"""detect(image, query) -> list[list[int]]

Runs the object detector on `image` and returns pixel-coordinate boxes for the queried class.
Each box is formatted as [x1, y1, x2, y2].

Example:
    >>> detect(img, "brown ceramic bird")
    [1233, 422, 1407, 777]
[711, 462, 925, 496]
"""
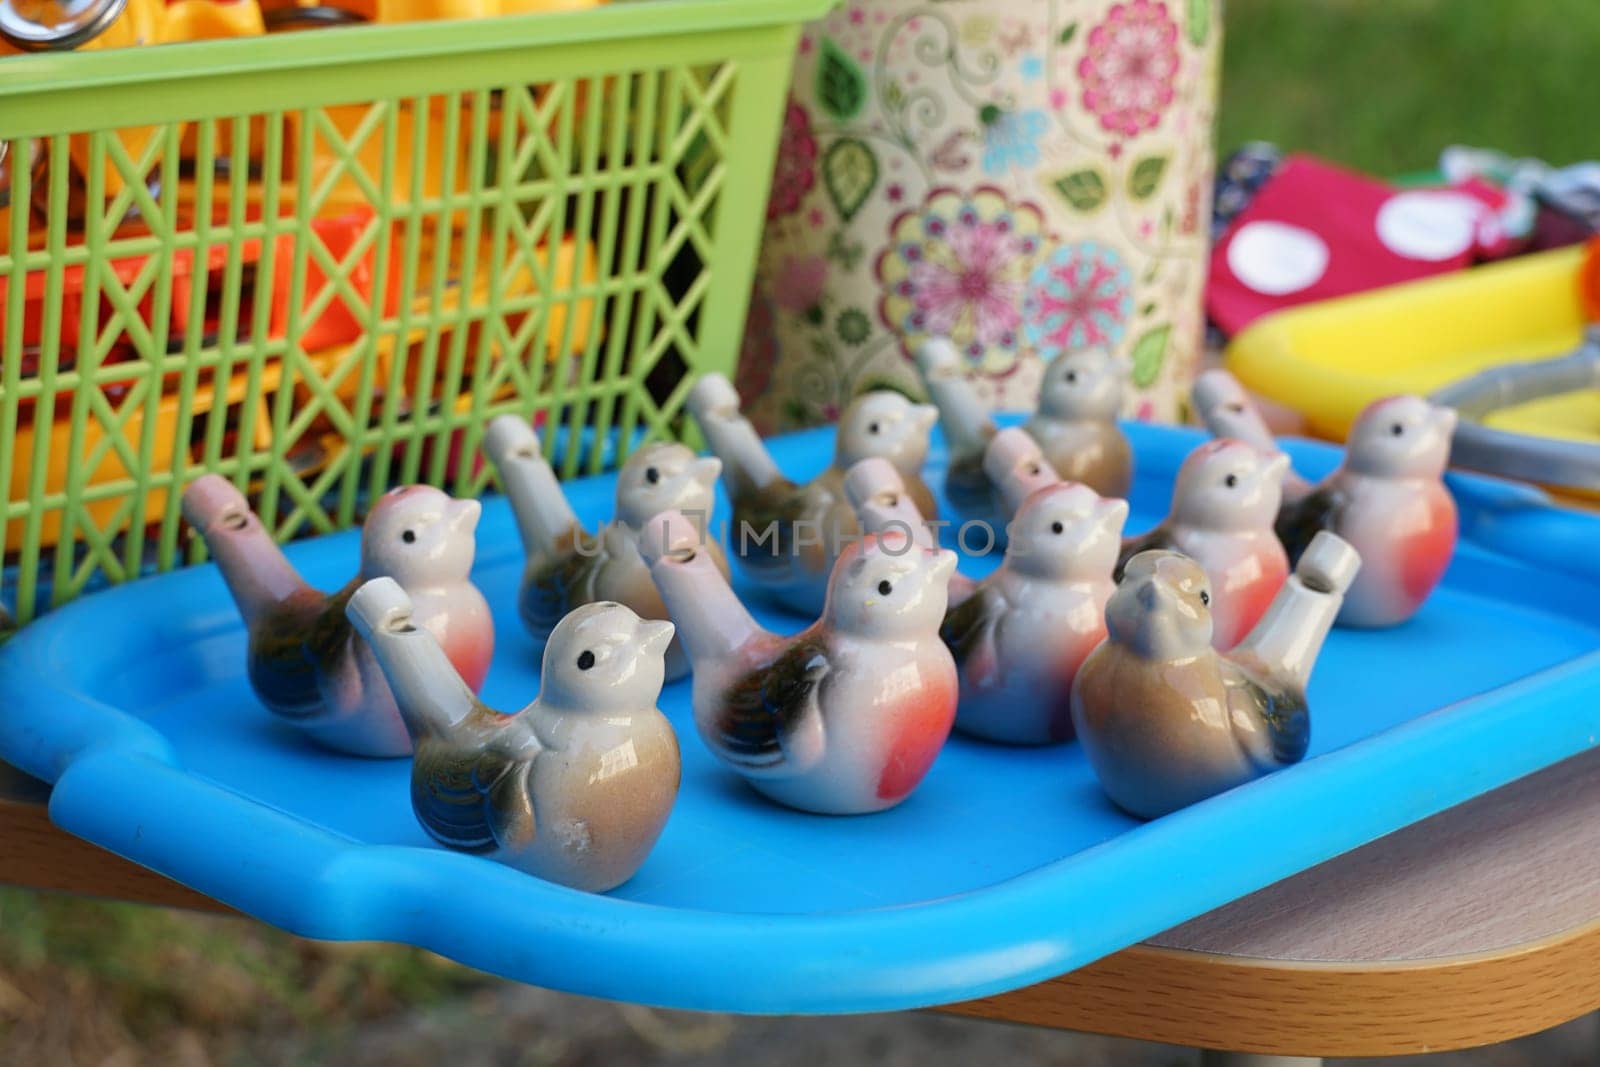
[1071, 531, 1360, 818]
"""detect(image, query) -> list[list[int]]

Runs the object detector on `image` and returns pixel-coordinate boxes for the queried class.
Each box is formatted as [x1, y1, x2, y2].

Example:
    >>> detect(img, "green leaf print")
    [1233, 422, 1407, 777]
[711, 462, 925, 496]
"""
[816, 38, 868, 121]
[1130, 324, 1172, 389]
[1128, 155, 1168, 200]
[823, 138, 879, 222]
[1052, 168, 1107, 213]
[1186, 0, 1210, 46]
[1058, 22, 1078, 45]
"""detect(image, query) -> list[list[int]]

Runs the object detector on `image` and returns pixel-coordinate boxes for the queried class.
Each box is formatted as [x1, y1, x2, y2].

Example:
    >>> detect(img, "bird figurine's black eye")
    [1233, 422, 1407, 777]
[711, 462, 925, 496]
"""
[1065, 371, 1078, 384]
[645, 467, 660, 485]
[877, 579, 893, 596]
[401, 529, 417, 543]
[1051, 520, 1064, 534]
[868, 421, 881, 435]
[1391, 423, 1405, 436]
[1224, 474, 1238, 488]
[1200, 590, 1211, 606]
[576, 650, 596, 671]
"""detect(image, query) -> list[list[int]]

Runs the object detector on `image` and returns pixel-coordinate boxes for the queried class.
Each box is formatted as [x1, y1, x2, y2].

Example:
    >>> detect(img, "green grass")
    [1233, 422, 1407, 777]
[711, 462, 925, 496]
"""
[1220, 0, 1599, 173]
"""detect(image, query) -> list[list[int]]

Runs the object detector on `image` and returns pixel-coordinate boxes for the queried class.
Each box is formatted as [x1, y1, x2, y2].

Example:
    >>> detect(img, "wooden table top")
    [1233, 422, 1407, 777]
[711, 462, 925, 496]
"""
[5, 749, 1599, 1058]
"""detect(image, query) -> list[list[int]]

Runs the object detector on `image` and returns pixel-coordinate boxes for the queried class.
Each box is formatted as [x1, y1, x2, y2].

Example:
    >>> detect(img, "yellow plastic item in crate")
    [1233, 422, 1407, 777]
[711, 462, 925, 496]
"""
[1226, 245, 1598, 449]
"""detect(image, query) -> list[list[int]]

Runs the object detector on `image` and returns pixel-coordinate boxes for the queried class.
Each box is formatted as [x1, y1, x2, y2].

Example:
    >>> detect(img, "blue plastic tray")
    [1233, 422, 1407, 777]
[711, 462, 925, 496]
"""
[4, 421, 1600, 1014]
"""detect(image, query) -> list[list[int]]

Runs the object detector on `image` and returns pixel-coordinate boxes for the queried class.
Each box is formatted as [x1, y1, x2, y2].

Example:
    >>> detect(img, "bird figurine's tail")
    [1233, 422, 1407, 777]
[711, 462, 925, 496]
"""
[182, 474, 311, 628]
[1192, 371, 1314, 499]
[843, 458, 937, 549]
[1232, 531, 1361, 692]
[914, 338, 997, 456]
[482, 415, 583, 559]
[685, 372, 782, 501]
[640, 508, 767, 672]
[346, 577, 484, 742]
[984, 428, 1062, 519]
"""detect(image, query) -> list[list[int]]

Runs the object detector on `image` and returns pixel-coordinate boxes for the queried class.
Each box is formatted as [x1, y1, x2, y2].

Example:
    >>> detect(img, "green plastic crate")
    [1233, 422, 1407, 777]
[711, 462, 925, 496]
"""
[0, 0, 829, 625]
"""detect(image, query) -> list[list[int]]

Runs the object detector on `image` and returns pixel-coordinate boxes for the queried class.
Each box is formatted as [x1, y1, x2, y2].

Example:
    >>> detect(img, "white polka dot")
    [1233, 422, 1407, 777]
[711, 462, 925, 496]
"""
[1375, 191, 1483, 261]
[1226, 221, 1330, 296]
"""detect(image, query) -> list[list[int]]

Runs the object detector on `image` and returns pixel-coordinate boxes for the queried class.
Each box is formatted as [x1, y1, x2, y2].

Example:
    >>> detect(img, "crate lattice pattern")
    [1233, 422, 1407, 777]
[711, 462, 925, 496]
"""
[1, 58, 756, 623]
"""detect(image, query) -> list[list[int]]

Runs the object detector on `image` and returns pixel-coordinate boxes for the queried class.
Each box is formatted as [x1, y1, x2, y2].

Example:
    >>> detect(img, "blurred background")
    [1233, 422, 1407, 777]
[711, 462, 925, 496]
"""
[3, 0, 1597, 1063]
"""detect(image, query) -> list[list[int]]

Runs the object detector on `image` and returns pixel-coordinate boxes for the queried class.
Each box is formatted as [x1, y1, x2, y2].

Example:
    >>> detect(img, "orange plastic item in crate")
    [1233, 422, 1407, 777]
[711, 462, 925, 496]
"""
[0, 206, 399, 361]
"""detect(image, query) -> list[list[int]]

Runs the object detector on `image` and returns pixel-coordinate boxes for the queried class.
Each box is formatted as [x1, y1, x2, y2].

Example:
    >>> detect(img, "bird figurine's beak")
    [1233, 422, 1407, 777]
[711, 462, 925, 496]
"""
[1099, 497, 1131, 536]
[1265, 452, 1293, 483]
[931, 548, 960, 585]
[449, 497, 482, 534]
[913, 404, 939, 434]
[1432, 405, 1460, 437]
[637, 619, 676, 657]
[691, 456, 723, 487]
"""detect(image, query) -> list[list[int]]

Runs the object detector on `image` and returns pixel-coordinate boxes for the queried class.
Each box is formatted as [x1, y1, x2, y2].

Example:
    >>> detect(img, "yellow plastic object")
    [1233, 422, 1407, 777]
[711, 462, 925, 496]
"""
[1226, 245, 1597, 447]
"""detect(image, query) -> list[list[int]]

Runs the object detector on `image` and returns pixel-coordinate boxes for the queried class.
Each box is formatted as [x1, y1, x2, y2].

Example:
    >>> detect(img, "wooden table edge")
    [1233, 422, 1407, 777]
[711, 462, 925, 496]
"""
[943, 924, 1600, 1056]
[6, 793, 1599, 1056]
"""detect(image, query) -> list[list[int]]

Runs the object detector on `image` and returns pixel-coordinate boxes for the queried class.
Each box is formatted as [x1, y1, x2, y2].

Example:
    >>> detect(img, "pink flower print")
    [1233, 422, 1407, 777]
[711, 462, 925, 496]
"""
[799, 34, 814, 54]
[849, 6, 864, 24]
[887, 183, 905, 204]
[774, 255, 829, 315]
[1049, 87, 1068, 110]
[807, 207, 826, 228]
[876, 186, 1047, 378]
[1022, 241, 1134, 356]
[1077, 0, 1181, 139]
[736, 289, 779, 415]
[766, 100, 818, 221]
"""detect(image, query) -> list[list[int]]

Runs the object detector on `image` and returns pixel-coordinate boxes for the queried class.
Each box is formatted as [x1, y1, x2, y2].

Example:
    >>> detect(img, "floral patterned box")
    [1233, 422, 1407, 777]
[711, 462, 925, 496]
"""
[739, 0, 1220, 432]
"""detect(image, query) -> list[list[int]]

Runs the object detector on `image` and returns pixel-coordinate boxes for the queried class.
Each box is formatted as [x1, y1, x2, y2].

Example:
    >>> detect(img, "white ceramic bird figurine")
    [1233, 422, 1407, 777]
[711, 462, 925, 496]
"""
[1024, 347, 1134, 499]
[1193, 372, 1459, 627]
[940, 482, 1129, 744]
[640, 508, 959, 814]
[1072, 532, 1360, 818]
[913, 338, 1007, 538]
[482, 415, 728, 680]
[347, 581, 680, 893]
[182, 475, 493, 757]
[685, 371, 939, 616]
[1116, 439, 1291, 650]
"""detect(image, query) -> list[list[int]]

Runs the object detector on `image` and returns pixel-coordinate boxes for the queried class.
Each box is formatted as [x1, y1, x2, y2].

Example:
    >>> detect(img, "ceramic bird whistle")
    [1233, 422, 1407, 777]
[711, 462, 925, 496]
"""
[686, 371, 939, 617]
[1071, 531, 1359, 819]
[483, 414, 728, 680]
[181, 474, 493, 758]
[641, 507, 959, 815]
[347, 578, 680, 893]
[1117, 438, 1291, 650]
[940, 481, 1128, 744]
[913, 338, 1006, 536]
[983, 427, 1064, 520]
[1196, 376, 1459, 628]
[1024, 348, 1134, 499]
[1190, 370, 1309, 495]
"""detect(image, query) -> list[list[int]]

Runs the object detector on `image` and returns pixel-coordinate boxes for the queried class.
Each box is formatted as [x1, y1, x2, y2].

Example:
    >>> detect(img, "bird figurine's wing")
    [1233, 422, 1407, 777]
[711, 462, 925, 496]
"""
[940, 583, 1006, 691]
[714, 637, 830, 773]
[732, 478, 827, 582]
[1114, 526, 1179, 582]
[1226, 672, 1310, 769]
[248, 580, 358, 720]
[410, 710, 532, 853]
[521, 529, 607, 643]
[1275, 484, 1347, 566]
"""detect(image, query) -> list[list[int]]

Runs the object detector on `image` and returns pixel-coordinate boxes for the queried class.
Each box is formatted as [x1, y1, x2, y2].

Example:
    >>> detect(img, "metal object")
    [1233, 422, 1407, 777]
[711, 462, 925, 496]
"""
[1430, 327, 1600, 491]
[0, 0, 127, 51]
